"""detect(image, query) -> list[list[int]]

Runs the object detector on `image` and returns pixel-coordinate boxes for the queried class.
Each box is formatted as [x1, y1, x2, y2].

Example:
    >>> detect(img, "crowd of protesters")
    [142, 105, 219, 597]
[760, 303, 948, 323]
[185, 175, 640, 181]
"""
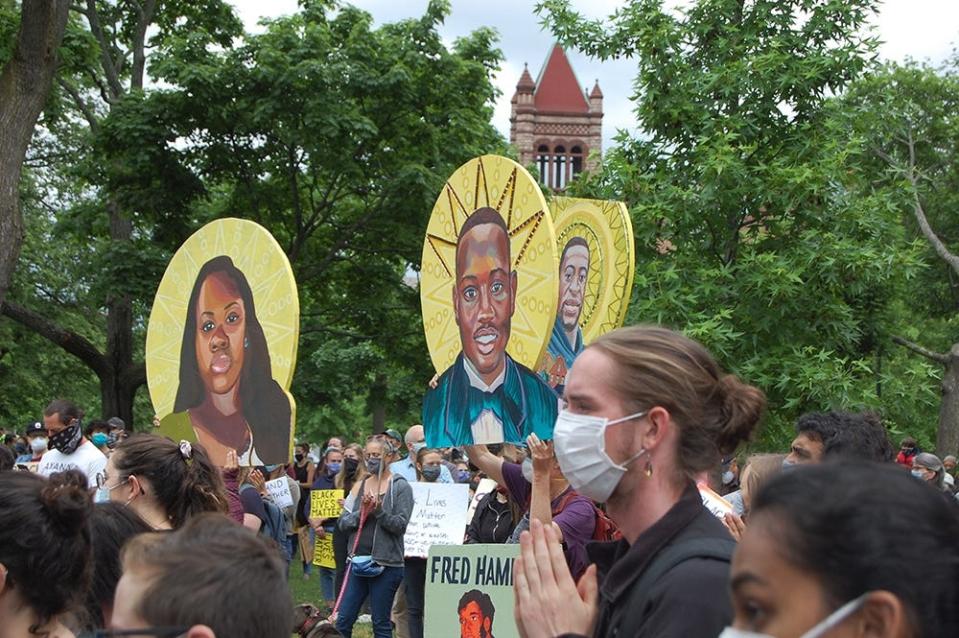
[2, 326, 959, 638]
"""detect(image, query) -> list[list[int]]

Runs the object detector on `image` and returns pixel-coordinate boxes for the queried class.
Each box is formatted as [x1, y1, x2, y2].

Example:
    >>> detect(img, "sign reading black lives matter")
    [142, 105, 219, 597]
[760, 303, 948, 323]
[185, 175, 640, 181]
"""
[425, 544, 520, 638]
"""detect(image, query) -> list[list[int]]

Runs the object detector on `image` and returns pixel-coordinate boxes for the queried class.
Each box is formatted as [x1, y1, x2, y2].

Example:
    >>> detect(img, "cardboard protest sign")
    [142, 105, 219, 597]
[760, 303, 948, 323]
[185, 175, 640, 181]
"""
[699, 484, 733, 519]
[146, 218, 299, 466]
[310, 489, 344, 520]
[421, 155, 559, 447]
[466, 478, 497, 525]
[312, 533, 336, 569]
[265, 477, 294, 509]
[405, 483, 470, 558]
[425, 544, 520, 638]
[538, 197, 635, 392]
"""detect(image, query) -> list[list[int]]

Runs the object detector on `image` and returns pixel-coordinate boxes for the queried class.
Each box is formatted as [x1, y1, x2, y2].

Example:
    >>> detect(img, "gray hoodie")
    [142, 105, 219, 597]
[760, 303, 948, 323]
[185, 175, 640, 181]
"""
[338, 474, 414, 568]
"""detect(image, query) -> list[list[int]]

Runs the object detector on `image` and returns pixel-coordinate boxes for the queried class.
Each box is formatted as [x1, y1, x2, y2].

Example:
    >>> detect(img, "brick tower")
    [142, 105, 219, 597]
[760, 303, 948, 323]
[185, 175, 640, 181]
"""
[510, 44, 603, 190]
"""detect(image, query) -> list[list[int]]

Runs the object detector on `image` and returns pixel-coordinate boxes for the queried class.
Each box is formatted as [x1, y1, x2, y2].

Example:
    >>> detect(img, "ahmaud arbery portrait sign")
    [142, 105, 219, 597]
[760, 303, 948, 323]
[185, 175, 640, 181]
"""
[420, 155, 559, 447]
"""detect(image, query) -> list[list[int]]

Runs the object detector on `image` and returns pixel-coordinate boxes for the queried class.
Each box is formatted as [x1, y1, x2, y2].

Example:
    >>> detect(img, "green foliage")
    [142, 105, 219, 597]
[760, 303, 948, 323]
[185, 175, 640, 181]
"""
[541, 0, 937, 448]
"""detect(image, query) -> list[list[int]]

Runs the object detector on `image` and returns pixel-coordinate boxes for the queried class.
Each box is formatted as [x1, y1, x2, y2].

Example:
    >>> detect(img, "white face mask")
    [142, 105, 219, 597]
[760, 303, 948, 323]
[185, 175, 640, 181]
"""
[30, 437, 48, 453]
[911, 468, 927, 479]
[553, 409, 648, 502]
[722, 470, 736, 485]
[718, 594, 866, 638]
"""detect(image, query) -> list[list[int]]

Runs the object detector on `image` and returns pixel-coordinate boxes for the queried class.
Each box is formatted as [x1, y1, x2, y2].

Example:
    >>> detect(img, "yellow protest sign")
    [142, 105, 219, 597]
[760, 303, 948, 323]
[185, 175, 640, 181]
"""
[313, 533, 335, 569]
[310, 489, 343, 519]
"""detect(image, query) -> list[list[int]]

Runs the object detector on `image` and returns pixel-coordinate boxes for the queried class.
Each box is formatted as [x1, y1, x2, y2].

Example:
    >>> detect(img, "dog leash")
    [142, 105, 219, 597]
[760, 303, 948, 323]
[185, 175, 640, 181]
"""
[329, 483, 373, 621]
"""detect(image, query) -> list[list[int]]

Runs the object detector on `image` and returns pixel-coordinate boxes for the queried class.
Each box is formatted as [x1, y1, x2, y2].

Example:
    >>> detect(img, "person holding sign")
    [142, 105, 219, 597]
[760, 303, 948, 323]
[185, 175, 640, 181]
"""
[336, 437, 414, 638]
[513, 326, 765, 638]
[311, 446, 345, 607]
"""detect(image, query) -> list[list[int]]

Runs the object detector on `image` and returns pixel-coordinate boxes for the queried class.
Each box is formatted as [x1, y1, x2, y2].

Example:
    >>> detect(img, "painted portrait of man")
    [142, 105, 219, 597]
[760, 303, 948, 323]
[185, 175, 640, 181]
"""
[540, 237, 590, 394]
[458, 589, 496, 638]
[422, 207, 558, 446]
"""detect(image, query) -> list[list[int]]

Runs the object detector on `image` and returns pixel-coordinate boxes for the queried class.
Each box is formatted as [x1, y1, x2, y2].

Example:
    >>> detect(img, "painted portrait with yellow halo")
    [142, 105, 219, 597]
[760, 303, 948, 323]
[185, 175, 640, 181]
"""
[146, 218, 299, 466]
[538, 196, 635, 393]
[420, 155, 559, 447]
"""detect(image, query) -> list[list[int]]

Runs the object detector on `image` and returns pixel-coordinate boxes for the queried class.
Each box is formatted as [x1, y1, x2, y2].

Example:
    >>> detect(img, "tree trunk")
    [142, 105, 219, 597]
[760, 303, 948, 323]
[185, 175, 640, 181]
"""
[0, 1, 71, 310]
[370, 373, 387, 434]
[938, 344, 959, 456]
[104, 198, 136, 422]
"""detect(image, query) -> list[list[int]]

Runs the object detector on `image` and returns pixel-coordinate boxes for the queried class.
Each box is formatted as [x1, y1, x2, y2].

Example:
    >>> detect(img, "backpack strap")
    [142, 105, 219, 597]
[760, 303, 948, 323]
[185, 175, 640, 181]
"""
[620, 537, 736, 617]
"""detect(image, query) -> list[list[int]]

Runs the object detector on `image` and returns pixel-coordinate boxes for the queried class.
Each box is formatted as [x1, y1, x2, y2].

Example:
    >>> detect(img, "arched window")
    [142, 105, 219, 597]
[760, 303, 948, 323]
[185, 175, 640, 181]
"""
[553, 146, 567, 189]
[570, 146, 584, 178]
[536, 145, 549, 184]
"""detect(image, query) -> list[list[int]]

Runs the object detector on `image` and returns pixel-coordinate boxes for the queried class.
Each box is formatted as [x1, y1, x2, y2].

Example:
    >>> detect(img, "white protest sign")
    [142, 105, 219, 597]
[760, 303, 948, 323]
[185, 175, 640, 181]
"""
[265, 477, 294, 509]
[405, 483, 470, 558]
[467, 478, 497, 525]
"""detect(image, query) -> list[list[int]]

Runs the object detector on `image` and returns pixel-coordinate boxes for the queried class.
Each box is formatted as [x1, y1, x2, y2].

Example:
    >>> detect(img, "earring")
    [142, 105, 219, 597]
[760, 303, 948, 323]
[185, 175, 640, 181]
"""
[244, 337, 249, 349]
[645, 457, 653, 478]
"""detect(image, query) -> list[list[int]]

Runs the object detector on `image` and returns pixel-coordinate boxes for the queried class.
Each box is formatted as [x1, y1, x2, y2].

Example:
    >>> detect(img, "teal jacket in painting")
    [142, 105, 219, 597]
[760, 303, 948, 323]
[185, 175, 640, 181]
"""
[543, 314, 584, 394]
[423, 353, 559, 447]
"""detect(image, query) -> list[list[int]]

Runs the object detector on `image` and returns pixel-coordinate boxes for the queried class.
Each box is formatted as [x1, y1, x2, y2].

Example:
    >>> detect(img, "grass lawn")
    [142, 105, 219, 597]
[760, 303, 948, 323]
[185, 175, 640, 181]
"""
[287, 567, 374, 638]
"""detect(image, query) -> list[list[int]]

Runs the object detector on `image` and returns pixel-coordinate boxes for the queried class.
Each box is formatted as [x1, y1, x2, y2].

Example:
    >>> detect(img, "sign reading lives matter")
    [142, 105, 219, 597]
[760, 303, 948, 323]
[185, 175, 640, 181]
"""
[310, 489, 344, 520]
[425, 544, 520, 638]
[405, 483, 470, 558]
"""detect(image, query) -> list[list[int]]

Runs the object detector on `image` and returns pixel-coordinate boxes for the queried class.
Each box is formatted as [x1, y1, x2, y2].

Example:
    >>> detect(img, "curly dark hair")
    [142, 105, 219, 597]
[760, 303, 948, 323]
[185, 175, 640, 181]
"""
[458, 588, 495, 621]
[0, 471, 93, 631]
[173, 255, 292, 462]
[794, 410, 894, 463]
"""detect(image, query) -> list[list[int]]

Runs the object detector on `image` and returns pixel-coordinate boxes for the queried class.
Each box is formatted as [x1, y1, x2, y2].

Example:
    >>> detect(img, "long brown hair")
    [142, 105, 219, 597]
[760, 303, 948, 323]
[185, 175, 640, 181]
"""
[113, 434, 228, 527]
[335, 443, 367, 491]
[590, 325, 766, 480]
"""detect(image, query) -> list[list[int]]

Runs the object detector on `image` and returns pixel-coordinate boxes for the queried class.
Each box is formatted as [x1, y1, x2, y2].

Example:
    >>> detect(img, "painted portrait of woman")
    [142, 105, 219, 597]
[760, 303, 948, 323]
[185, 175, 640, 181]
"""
[159, 255, 292, 466]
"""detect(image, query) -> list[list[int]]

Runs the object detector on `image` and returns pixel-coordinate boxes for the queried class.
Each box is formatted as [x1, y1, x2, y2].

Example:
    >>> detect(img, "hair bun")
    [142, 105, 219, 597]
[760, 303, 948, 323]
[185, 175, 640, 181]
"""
[41, 470, 94, 533]
[716, 374, 766, 454]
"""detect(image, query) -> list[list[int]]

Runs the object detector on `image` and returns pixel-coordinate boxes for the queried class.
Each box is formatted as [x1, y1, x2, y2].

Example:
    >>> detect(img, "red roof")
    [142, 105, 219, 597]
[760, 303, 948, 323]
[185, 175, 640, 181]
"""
[516, 63, 535, 91]
[534, 45, 589, 113]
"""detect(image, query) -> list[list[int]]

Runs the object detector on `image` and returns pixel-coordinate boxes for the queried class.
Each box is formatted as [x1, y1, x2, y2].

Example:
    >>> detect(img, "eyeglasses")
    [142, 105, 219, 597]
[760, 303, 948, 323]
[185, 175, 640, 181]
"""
[94, 630, 187, 638]
[95, 471, 130, 491]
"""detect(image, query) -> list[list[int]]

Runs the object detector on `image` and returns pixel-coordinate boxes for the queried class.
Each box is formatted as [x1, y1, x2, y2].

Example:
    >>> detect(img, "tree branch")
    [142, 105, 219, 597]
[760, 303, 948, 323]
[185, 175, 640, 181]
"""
[1, 300, 110, 377]
[84, 0, 123, 99]
[891, 335, 948, 365]
[57, 77, 100, 132]
[904, 131, 959, 277]
[130, 0, 157, 90]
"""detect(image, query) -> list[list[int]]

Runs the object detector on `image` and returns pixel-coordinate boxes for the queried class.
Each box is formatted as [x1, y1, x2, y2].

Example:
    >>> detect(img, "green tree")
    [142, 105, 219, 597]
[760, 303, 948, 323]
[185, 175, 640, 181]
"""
[539, 0, 929, 447]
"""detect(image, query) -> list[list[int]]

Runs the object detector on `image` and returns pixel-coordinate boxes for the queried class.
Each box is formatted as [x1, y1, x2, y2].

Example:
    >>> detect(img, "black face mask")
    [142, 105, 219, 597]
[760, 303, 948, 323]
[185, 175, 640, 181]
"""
[344, 457, 359, 476]
[295, 453, 304, 463]
[50, 421, 82, 455]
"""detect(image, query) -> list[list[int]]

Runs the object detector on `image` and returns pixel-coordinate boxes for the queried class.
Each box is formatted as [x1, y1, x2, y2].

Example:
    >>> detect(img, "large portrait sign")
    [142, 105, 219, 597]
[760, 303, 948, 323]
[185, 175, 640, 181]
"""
[425, 544, 520, 638]
[420, 155, 559, 447]
[146, 218, 299, 466]
[538, 197, 635, 393]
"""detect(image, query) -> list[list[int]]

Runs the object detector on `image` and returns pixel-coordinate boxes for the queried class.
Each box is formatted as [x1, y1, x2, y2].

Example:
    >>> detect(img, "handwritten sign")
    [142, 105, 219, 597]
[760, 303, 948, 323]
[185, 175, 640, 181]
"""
[425, 544, 520, 638]
[312, 533, 336, 569]
[467, 478, 497, 525]
[265, 477, 294, 509]
[405, 483, 470, 559]
[310, 489, 344, 519]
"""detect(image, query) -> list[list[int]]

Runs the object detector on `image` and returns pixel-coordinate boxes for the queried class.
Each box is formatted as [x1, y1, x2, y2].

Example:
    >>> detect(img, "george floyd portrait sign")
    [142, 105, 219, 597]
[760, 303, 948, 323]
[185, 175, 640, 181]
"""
[145, 218, 299, 466]
[538, 197, 635, 394]
[420, 155, 559, 447]
[425, 544, 520, 638]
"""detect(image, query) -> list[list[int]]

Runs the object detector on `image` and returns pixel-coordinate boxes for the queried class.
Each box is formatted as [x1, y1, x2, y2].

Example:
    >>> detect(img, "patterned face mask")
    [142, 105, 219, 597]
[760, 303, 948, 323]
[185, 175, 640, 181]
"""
[49, 421, 82, 455]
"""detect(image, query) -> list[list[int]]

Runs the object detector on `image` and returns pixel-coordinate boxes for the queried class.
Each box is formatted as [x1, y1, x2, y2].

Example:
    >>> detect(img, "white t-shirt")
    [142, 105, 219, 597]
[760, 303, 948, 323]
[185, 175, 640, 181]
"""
[37, 440, 107, 489]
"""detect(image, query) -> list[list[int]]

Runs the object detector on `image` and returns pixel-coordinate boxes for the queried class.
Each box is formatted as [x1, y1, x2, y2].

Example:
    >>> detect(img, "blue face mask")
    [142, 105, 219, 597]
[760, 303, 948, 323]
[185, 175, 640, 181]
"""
[92, 433, 110, 447]
[457, 469, 471, 483]
[327, 462, 342, 474]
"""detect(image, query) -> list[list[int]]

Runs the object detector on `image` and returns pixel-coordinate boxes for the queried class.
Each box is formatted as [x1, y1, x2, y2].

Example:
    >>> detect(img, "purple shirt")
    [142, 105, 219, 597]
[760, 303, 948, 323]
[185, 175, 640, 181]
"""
[502, 461, 596, 580]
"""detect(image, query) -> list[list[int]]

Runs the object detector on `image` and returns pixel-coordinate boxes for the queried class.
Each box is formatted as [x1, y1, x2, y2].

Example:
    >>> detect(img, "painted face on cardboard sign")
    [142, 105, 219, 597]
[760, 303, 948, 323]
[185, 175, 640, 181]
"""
[459, 600, 492, 638]
[195, 271, 246, 396]
[558, 242, 589, 332]
[453, 221, 517, 385]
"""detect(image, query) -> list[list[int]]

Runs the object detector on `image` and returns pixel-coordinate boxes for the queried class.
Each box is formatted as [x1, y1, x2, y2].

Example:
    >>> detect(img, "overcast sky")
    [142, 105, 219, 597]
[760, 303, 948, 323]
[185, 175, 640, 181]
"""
[231, 0, 958, 150]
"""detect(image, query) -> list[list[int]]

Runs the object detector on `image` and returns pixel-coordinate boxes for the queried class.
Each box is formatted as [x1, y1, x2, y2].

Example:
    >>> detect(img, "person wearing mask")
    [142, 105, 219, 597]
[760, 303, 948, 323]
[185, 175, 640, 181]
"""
[784, 411, 895, 466]
[395, 447, 446, 638]
[722, 454, 784, 542]
[38, 399, 107, 488]
[333, 443, 368, 598]
[453, 460, 472, 484]
[0, 470, 94, 637]
[15, 421, 47, 470]
[110, 513, 294, 638]
[468, 434, 595, 582]
[79, 502, 152, 633]
[311, 446, 344, 608]
[390, 425, 454, 483]
[335, 437, 413, 638]
[465, 469, 521, 545]
[723, 461, 959, 637]
[911, 452, 951, 492]
[512, 325, 765, 638]
[86, 421, 112, 456]
[292, 441, 317, 580]
[98, 433, 228, 529]
[895, 436, 919, 468]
